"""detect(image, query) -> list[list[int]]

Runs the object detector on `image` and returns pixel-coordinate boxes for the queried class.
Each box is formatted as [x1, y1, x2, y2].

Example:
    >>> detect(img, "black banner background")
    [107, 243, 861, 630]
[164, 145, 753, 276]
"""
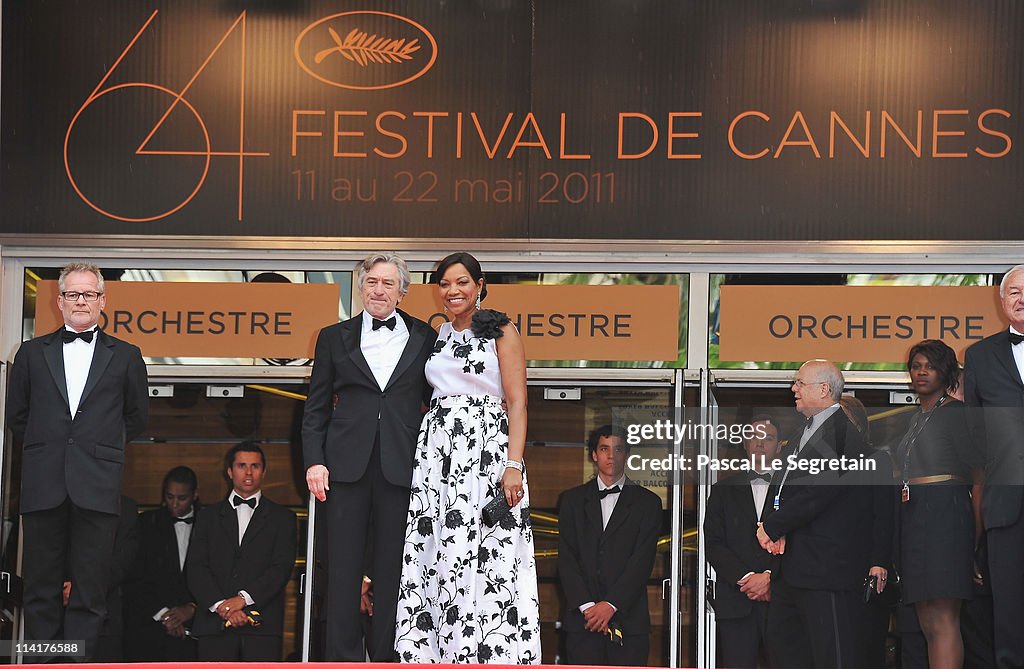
[2, 0, 1022, 240]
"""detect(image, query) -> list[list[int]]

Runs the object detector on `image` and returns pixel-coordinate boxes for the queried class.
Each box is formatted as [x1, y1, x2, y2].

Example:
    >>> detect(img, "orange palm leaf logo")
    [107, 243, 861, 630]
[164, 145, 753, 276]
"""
[315, 27, 421, 67]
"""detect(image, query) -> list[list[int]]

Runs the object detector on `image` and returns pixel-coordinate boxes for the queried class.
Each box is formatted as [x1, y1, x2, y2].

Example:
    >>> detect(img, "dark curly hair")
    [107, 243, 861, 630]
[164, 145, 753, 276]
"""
[906, 339, 960, 393]
[587, 424, 629, 457]
[431, 252, 512, 339]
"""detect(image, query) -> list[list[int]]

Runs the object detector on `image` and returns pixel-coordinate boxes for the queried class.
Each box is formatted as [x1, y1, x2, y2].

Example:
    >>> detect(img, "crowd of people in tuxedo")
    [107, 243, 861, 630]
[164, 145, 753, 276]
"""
[705, 265, 1024, 669]
[11, 258, 1024, 668]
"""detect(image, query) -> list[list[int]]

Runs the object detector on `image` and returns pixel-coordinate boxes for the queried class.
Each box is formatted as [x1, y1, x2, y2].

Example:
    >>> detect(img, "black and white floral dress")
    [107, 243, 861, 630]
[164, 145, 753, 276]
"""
[395, 319, 541, 664]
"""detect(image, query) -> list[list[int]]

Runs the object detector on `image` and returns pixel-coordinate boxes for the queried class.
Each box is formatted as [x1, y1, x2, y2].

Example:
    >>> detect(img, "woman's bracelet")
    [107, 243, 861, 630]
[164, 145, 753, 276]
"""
[503, 459, 524, 472]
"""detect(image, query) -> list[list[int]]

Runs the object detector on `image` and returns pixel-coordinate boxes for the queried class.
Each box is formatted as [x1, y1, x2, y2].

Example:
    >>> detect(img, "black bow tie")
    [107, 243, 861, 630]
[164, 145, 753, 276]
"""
[372, 316, 397, 331]
[804, 416, 815, 430]
[1010, 331, 1024, 345]
[232, 495, 257, 509]
[174, 516, 194, 524]
[750, 472, 772, 483]
[598, 485, 622, 499]
[62, 329, 95, 344]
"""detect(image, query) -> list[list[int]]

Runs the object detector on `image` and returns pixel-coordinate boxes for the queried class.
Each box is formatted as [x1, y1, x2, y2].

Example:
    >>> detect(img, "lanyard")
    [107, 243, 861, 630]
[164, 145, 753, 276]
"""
[900, 393, 947, 492]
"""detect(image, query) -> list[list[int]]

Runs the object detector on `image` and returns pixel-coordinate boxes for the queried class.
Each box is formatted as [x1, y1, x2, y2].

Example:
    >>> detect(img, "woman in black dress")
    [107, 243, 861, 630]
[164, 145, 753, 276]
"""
[897, 339, 983, 669]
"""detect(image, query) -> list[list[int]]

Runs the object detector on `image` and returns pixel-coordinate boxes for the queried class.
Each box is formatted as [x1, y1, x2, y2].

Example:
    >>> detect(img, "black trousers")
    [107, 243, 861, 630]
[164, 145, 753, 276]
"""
[987, 499, 1024, 669]
[197, 633, 281, 661]
[325, 433, 410, 661]
[717, 602, 769, 669]
[565, 629, 649, 666]
[22, 498, 119, 662]
[766, 578, 866, 669]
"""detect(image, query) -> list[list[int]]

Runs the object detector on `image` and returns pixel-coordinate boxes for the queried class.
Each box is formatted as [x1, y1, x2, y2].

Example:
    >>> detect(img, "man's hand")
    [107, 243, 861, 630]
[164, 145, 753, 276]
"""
[162, 603, 196, 632]
[217, 595, 247, 621]
[225, 609, 250, 628]
[306, 464, 331, 502]
[582, 601, 616, 633]
[360, 577, 374, 616]
[738, 572, 771, 601]
[756, 523, 785, 555]
[868, 566, 888, 593]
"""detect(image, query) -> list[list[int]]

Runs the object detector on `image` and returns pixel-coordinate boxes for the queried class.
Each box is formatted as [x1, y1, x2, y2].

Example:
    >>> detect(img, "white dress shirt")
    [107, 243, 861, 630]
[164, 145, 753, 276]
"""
[360, 310, 409, 391]
[208, 492, 261, 612]
[63, 326, 98, 417]
[750, 474, 771, 520]
[1011, 326, 1024, 384]
[173, 509, 195, 571]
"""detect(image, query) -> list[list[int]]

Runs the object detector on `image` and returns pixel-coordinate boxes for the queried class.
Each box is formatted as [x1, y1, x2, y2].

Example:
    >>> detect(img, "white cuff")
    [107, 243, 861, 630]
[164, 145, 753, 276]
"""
[153, 606, 170, 622]
[579, 601, 595, 613]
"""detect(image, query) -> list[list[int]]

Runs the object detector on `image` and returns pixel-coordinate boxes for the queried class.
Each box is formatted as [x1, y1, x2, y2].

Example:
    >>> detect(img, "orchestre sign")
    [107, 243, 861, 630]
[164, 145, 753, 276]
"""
[719, 285, 1006, 362]
[34, 281, 340, 358]
[400, 284, 680, 361]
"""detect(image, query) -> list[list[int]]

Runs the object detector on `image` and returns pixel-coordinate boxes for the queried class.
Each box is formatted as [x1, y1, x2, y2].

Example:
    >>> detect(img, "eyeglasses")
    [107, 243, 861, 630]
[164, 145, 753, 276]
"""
[60, 291, 103, 302]
[791, 379, 825, 388]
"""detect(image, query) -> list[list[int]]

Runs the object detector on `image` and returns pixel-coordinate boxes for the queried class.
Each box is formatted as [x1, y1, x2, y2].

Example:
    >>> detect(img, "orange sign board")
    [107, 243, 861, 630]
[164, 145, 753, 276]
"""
[719, 285, 1007, 363]
[401, 284, 680, 361]
[35, 281, 340, 358]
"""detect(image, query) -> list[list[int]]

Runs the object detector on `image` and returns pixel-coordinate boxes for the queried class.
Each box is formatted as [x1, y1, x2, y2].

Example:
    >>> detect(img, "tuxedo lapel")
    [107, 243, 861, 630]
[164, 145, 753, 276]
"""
[385, 310, 425, 391]
[78, 331, 114, 411]
[993, 332, 1024, 388]
[341, 316, 376, 386]
[42, 330, 71, 412]
[240, 501, 269, 550]
[583, 481, 603, 536]
[603, 483, 635, 538]
[220, 501, 240, 548]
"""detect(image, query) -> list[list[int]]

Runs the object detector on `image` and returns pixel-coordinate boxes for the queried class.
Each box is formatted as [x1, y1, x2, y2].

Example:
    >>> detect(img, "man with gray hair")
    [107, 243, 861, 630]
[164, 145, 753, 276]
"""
[6, 262, 149, 660]
[964, 264, 1024, 669]
[756, 359, 876, 669]
[302, 253, 436, 661]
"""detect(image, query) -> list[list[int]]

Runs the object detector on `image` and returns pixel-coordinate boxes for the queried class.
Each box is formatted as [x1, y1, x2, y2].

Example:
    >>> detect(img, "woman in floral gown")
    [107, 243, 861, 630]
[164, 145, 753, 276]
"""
[395, 252, 541, 664]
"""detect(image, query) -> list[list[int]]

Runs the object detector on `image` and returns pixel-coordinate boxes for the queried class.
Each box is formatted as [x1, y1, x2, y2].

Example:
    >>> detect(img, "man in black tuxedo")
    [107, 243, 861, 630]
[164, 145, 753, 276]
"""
[127, 466, 201, 661]
[558, 425, 662, 666]
[757, 359, 874, 669]
[6, 262, 148, 660]
[704, 415, 781, 668]
[187, 442, 296, 661]
[302, 253, 436, 661]
[964, 264, 1024, 669]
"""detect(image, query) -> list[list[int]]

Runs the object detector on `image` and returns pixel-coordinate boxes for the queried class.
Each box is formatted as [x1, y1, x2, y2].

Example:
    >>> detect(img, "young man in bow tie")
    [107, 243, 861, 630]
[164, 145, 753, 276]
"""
[558, 425, 662, 666]
[964, 264, 1024, 669]
[302, 253, 436, 661]
[6, 262, 148, 661]
[704, 415, 781, 668]
[126, 466, 201, 661]
[187, 442, 296, 661]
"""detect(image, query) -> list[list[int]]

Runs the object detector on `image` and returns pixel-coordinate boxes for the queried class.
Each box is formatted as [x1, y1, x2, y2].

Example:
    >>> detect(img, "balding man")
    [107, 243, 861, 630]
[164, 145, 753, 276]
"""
[964, 264, 1024, 669]
[757, 360, 876, 669]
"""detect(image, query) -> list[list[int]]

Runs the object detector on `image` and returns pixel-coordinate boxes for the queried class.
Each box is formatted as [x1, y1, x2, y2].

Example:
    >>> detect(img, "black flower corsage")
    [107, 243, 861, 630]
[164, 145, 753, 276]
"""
[470, 309, 511, 339]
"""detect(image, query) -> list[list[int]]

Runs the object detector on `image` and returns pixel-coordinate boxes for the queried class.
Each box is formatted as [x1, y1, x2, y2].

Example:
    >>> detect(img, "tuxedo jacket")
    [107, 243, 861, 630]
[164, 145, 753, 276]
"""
[6, 328, 148, 514]
[703, 474, 773, 620]
[558, 479, 662, 635]
[186, 497, 296, 638]
[301, 310, 436, 487]
[964, 330, 1024, 528]
[761, 410, 875, 592]
[134, 507, 197, 618]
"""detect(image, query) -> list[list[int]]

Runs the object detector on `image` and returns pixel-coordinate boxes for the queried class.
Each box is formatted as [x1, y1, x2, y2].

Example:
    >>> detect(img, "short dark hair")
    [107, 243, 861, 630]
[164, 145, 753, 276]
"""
[587, 424, 629, 457]
[162, 466, 198, 494]
[224, 440, 266, 472]
[430, 252, 487, 302]
[907, 339, 961, 393]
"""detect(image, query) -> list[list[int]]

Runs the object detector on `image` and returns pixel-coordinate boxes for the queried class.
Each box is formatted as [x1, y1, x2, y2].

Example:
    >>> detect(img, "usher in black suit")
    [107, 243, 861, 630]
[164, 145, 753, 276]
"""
[6, 327, 148, 659]
[186, 496, 296, 660]
[761, 408, 874, 669]
[704, 472, 774, 668]
[302, 309, 435, 661]
[127, 506, 200, 661]
[965, 330, 1024, 669]
[558, 478, 662, 665]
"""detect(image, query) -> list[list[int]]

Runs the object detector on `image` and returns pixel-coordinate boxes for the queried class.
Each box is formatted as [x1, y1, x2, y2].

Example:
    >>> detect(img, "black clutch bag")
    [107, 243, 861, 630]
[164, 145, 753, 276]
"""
[482, 493, 513, 527]
[863, 573, 901, 607]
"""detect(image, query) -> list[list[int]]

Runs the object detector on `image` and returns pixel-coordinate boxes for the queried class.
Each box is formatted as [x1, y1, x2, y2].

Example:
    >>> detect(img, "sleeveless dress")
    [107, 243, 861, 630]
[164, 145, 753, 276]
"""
[395, 321, 542, 664]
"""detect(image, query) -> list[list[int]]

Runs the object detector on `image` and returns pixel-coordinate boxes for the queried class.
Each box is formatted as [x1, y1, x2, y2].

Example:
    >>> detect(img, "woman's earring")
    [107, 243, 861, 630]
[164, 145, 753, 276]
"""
[475, 293, 481, 310]
[443, 304, 449, 314]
